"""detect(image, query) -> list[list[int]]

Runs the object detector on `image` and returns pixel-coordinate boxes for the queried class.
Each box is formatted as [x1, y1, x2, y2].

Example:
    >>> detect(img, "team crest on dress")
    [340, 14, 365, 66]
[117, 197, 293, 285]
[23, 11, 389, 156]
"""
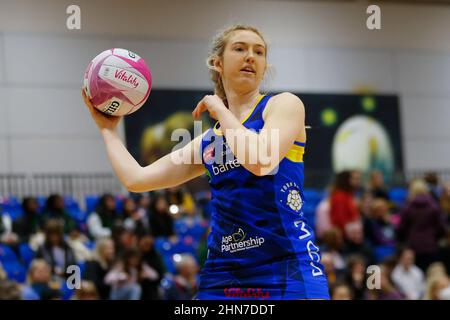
[280, 182, 303, 212]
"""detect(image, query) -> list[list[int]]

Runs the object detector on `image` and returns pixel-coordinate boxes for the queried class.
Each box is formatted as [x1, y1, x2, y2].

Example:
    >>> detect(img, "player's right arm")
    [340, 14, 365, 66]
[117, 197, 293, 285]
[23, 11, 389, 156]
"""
[82, 90, 205, 193]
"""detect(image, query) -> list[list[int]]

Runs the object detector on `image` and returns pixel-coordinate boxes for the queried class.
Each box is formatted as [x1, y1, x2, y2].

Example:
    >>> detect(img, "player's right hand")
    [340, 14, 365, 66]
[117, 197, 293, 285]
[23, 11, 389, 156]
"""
[82, 89, 122, 131]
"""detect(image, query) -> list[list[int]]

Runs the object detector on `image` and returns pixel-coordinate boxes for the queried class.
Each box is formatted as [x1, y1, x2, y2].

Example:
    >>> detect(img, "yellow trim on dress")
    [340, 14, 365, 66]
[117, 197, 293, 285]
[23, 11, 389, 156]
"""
[213, 94, 265, 136]
[285, 144, 305, 163]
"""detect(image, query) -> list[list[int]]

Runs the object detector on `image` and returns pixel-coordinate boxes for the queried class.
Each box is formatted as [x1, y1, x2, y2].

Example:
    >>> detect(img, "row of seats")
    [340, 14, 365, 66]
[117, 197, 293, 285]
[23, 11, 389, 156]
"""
[0, 188, 409, 220]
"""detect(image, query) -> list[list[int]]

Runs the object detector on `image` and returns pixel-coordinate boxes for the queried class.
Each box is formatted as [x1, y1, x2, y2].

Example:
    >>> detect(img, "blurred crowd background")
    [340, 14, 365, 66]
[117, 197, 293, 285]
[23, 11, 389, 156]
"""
[1, 169, 449, 300]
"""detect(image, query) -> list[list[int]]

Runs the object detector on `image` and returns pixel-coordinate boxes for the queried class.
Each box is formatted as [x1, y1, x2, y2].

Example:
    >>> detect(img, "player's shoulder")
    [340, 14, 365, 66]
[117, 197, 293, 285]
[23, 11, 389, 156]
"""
[266, 92, 304, 114]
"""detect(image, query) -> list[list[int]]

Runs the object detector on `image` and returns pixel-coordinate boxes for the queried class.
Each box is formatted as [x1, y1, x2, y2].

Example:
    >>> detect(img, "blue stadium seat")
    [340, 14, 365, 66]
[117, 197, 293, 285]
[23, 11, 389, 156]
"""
[0, 244, 20, 264]
[389, 188, 407, 205]
[19, 243, 36, 269]
[85, 195, 100, 215]
[374, 245, 396, 263]
[2, 261, 27, 283]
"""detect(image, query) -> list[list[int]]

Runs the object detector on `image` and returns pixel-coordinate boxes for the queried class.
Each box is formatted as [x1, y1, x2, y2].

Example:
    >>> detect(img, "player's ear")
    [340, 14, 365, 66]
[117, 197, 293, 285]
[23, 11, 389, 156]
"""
[213, 57, 223, 74]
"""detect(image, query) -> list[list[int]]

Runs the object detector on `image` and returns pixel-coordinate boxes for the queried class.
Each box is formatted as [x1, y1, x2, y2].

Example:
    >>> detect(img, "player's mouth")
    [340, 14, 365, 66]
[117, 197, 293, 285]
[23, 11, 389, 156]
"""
[240, 66, 256, 74]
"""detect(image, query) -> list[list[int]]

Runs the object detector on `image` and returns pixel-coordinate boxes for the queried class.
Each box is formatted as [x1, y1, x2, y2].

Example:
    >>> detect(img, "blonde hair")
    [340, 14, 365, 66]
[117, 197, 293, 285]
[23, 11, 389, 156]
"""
[206, 24, 269, 107]
[93, 237, 114, 269]
[408, 178, 430, 200]
[27, 259, 51, 284]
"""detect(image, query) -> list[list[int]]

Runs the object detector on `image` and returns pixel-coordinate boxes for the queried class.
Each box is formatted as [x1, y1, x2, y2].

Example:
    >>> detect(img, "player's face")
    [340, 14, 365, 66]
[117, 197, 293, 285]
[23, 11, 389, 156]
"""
[220, 30, 267, 92]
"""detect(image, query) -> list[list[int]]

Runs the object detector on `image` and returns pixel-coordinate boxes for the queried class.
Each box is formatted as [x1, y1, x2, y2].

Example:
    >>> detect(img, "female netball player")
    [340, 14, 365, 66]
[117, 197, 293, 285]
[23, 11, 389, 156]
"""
[82, 25, 329, 299]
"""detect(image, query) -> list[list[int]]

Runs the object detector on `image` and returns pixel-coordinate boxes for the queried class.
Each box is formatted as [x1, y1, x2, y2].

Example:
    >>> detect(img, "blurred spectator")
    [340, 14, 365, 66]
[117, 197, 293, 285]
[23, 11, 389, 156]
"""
[105, 248, 158, 300]
[83, 237, 115, 299]
[329, 170, 361, 239]
[424, 172, 441, 203]
[149, 194, 175, 239]
[41, 194, 76, 234]
[343, 221, 375, 265]
[345, 254, 367, 300]
[315, 195, 332, 239]
[22, 259, 62, 300]
[165, 186, 196, 217]
[391, 247, 425, 300]
[87, 194, 121, 240]
[136, 193, 152, 217]
[366, 198, 396, 246]
[0, 279, 22, 300]
[160, 253, 199, 300]
[368, 170, 389, 200]
[438, 228, 450, 275]
[123, 197, 150, 236]
[397, 179, 446, 271]
[66, 227, 92, 263]
[330, 281, 353, 300]
[424, 273, 450, 300]
[0, 262, 6, 280]
[73, 280, 99, 300]
[440, 182, 450, 222]
[366, 264, 405, 300]
[0, 210, 18, 247]
[13, 197, 41, 243]
[321, 252, 343, 288]
[114, 227, 138, 257]
[321, 228, 347, 273]
[36, 219, 77, 280]
[138, 234, 165, 299]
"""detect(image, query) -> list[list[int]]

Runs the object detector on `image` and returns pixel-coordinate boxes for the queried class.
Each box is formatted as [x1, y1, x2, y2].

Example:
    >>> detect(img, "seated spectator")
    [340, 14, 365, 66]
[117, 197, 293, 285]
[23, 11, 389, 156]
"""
[320, 228, 347, 273]
[138, 234, 165, 299]
[397, 179, 446, 271]
[366, 198, 396, 246]
[123, 197, 150, 237]
[440, 182, 450, 223]
[391, 247, 425, 300]
[66, 227, 92, 263]
[36, 220, 77, 280]
[41, 194, 76, 234]
[345, 254, 368, 300]
[165, 186, 196, 217]
[83, 237, 115, 300]
[343, 221, 375, 265]
[424, 172, 441, 204]
[160, 253, 199, 300]
[367, 170, 390, 200]
[73, 280, 99, 300]
[366, 264, 405, 300]
[0, 279, 22, 300]
[315, 195, 332, 240]
[0, 209, 18, 247]
[13, 197, 42, 243]
[87, 194, 121, 240]
[321, 252, 343, 288]
[330, 281, 354, 300]
[149, 194, 176, 239]
[438, 228, 450, 275]
[105, 248, 158, 300]
[22, 259, 62, 300]
[329, 171, 361, 240]
[424, 273, 450, 300]
[114, 227, 138, 257]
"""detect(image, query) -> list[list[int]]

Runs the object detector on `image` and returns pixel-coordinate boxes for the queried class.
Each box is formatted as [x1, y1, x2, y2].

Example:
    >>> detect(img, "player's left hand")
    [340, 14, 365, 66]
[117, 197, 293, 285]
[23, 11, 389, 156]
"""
[192, 94, 227, 120]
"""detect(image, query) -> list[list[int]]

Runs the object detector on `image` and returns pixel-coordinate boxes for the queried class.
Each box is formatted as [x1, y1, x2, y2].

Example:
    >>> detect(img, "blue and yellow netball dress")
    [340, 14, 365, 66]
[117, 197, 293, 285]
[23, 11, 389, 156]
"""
[197, 94, 330, 300]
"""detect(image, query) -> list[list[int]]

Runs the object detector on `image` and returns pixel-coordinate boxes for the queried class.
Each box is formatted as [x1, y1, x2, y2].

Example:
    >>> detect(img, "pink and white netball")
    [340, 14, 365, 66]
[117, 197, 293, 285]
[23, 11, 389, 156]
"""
[83, 48, 152, 116]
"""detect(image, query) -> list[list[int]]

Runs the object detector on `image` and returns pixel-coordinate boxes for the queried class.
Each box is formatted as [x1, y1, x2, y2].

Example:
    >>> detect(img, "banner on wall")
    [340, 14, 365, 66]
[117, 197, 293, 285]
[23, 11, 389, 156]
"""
[125, 90, 403, 188]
